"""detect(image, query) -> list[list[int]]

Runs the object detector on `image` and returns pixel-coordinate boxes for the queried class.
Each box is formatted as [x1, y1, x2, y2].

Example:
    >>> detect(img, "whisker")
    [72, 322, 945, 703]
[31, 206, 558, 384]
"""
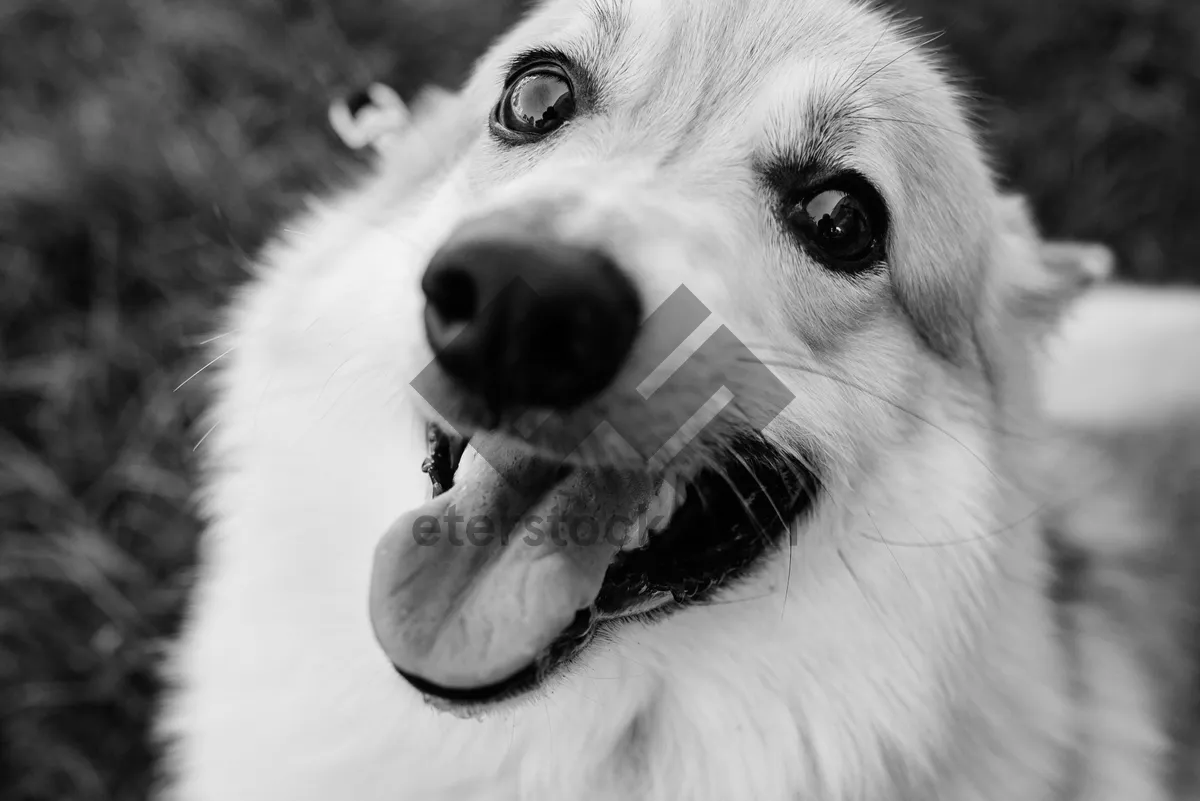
[736, 354, 1013, 489]
[185, 330, 236, 347]
[175, 346, 237, 393]
[865, 509, 916, 591]
[844, 29, 945, 101]
[738, 349, 1083, 550]
[729, 448, 790, 545]
[865, 451, 1122, 548]
[708, 461, 776, 548]
[843, 83, 947, 116]
[836, 27, 891, 107]
[722, 403, 799, 616]
[783, 523, 795, 618]
[701, 590, 783, 607]
[844, 114, 974, 141]
[507, 716, 518, 763]
[193, 422, 220, 452]
[737, 345, 1040, 441]
[837, 546, 920, 671]
[837, 547, 873, 607]
[317, 357, 357, 406]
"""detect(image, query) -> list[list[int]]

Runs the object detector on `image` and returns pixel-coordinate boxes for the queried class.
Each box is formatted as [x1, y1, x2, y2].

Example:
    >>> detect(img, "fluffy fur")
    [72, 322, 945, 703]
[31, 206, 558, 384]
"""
[154, 0, 1200, 798]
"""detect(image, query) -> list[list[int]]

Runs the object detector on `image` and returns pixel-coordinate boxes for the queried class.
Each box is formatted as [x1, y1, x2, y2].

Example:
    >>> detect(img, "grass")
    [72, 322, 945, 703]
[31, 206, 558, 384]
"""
[0, 0, 1196, 798]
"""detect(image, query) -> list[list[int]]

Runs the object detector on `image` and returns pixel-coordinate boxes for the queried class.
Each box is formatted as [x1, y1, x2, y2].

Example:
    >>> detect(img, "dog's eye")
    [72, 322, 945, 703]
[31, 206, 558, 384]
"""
[791, 191, 875, 265]
[495, 65, 576, 138]
[787, 182, 886, 270]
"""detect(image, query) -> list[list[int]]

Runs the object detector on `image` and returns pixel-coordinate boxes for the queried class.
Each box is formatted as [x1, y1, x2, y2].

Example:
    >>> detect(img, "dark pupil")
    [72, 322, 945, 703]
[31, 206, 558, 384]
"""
[805, 190, 867, 250]
[510, 73, 573, 132]
[811, 193, 859, 242]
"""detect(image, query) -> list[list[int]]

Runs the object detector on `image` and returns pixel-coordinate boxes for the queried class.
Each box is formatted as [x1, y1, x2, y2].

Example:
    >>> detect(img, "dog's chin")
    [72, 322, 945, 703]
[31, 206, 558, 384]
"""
[370, 413, 818, 716]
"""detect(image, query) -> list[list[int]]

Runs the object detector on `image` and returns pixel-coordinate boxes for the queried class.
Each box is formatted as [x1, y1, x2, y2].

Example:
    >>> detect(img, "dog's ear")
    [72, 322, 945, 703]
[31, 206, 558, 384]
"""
[991, 193, 1115, 341]
[971, 193, 1116, 415]
[329, 80, 486, 201]
[1037, 239, 1114, 287]
[329, 83, 412, 151]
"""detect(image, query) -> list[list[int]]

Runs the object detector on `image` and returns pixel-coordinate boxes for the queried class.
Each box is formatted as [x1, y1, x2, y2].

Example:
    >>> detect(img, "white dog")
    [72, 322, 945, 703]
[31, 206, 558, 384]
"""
[155, 1, 1200, 799]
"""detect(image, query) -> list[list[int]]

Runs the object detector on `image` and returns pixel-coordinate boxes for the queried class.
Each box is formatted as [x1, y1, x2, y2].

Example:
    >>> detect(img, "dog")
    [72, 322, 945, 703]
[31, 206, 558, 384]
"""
[153, 0, 1200, 799]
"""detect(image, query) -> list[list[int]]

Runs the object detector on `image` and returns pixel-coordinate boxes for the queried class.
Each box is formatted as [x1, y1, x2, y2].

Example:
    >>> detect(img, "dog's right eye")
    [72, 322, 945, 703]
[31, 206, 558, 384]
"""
[784, 175, 889, 273]
[492, 64, 577, 141]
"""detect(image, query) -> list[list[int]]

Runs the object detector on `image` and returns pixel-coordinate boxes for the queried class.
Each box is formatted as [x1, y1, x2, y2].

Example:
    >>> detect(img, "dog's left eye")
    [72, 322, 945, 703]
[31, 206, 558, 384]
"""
[787, 180, 887, 270]
[494, 65, 576, 139]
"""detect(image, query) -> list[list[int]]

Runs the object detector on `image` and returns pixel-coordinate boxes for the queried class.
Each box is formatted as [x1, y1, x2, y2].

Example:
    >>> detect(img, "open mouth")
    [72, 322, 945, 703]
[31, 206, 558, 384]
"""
[369, 422, 818, 713]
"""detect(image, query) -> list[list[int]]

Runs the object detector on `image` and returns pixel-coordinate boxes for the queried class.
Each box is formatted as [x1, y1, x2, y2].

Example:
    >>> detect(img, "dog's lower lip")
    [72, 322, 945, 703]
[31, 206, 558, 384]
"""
[394, 662, 539, 708]
[392, 607, 596, 710]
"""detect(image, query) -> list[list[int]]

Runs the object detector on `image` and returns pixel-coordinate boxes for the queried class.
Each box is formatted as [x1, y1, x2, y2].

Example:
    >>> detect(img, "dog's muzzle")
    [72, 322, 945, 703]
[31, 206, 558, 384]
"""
[368, 222, 653, 706]
[369, 220, 816, 712]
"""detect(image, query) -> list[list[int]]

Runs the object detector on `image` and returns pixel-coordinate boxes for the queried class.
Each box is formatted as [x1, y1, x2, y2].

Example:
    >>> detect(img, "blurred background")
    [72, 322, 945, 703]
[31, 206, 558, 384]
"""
[0, 0, 1196, 798]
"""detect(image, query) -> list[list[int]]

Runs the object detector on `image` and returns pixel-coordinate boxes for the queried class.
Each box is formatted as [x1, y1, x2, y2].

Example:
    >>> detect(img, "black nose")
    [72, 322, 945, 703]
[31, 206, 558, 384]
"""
[421, 233, 641, 412]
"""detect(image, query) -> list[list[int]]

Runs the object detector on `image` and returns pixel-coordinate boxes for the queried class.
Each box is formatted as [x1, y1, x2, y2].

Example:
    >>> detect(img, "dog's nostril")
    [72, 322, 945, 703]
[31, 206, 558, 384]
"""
[424, 267, 477, 325]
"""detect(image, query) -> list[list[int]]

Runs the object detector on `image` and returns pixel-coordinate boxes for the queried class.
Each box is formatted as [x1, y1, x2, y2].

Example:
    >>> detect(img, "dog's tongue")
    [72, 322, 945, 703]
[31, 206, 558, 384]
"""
[369, 435, 651, 691]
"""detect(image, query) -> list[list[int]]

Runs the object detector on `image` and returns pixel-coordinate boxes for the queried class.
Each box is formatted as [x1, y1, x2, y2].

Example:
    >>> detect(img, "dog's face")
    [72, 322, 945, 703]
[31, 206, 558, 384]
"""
[255, 0, 1065, 715]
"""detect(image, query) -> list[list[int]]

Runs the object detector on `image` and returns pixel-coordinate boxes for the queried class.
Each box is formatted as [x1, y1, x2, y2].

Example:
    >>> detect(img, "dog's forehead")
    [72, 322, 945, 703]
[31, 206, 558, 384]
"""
[567, 0, 884, 65]
[516, 0, 960, 168]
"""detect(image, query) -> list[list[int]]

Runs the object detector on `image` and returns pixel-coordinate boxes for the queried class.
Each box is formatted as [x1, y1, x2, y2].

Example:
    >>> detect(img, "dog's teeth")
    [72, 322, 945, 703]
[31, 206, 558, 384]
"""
[619, 518, 651, 552]
[671, 478, 687, 512]
[618, 481, 671, 552]
[648, 482, 673, 526]
[458, 443, 478, 472]
[639, 476, 684, 540]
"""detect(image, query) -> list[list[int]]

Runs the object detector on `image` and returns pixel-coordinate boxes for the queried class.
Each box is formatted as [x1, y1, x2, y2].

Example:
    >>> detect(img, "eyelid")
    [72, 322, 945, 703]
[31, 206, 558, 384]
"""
[501, 48, 574, 86]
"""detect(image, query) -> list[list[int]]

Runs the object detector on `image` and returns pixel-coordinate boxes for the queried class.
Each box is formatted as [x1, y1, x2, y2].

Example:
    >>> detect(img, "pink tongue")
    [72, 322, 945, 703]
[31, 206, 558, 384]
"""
[369, 435, 652, 691]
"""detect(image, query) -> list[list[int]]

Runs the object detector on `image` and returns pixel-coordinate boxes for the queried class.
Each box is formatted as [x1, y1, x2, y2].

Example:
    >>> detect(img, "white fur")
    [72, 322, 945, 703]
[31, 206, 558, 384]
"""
[156, 1, 1195, 799]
